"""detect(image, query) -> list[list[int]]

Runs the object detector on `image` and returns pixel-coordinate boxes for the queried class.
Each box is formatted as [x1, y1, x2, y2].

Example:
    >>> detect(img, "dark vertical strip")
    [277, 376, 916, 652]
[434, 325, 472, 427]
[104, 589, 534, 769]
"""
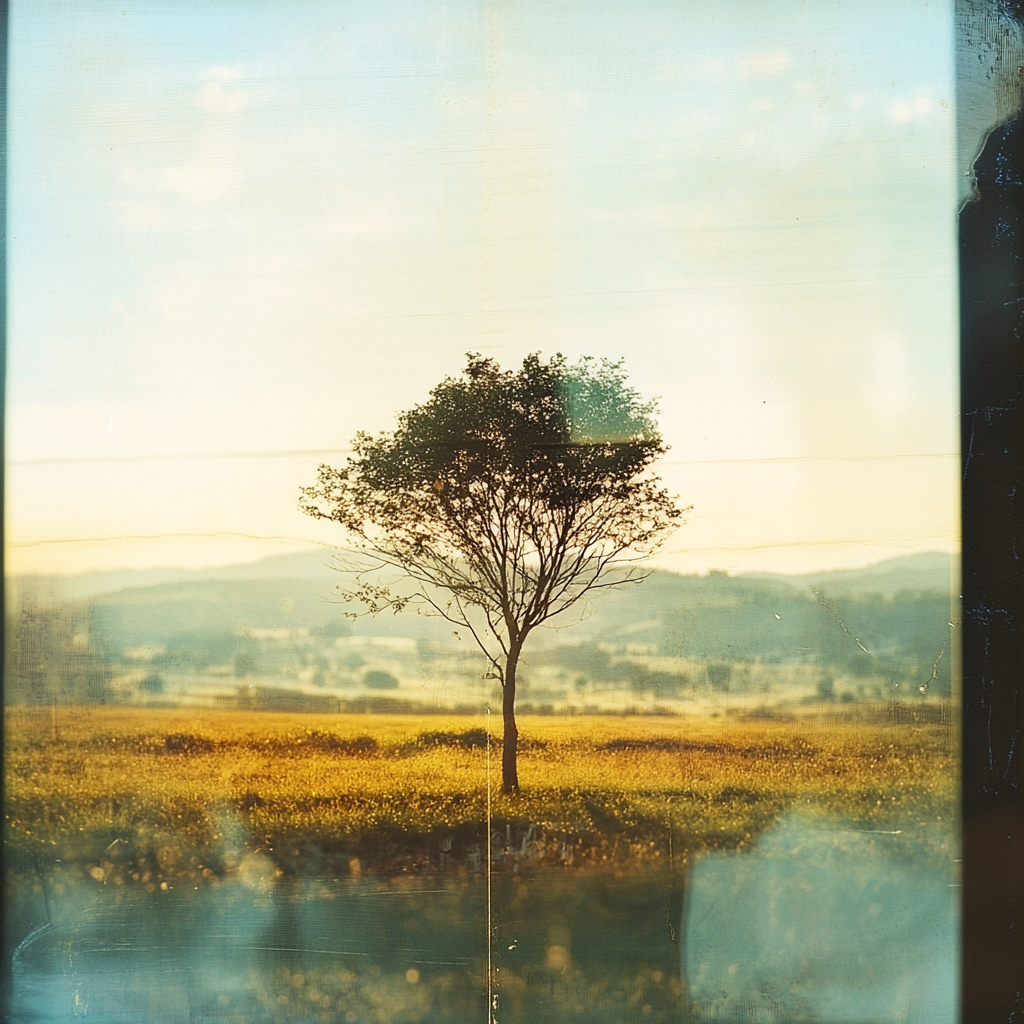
[959, 4, 1024, 1019]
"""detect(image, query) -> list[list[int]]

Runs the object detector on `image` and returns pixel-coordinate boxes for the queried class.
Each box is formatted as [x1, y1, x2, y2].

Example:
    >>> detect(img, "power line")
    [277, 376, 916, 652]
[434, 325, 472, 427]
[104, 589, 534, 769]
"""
[9, 448, 355, 467]
[9, 532, 341, 549]
[658, 538, 957, 556]
[9, 450, 958, 468]
[10, 532, 956, 554]
[665, 453, 957, 467]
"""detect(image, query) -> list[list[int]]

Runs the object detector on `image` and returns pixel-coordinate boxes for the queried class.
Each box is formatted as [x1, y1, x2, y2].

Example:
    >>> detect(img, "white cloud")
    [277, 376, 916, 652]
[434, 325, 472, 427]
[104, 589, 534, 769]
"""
[161, 161, 239, 204]
[112, 159, 239, 216]
[203, 65, 243, 82]
[888, 94, 932, 123]
[738, 50, 791, 79]
[195, 65, 252, 112]
[196, 81, 251, 114]
[115, 160, 240, 224]
[691, 51, 790, 84]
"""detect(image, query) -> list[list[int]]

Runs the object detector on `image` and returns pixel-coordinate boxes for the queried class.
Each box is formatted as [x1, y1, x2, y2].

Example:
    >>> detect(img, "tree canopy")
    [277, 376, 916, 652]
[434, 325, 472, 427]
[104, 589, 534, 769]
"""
[300, 352, 683, 791]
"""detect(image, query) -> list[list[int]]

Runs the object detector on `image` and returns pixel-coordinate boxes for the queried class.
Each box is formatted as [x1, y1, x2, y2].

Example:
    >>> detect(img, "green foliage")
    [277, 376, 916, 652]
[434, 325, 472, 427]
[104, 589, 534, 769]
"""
[415, 728, 494, 750]
[33, 557, 951, 700]
[233, 651, 259, 678]
[162, 630, 240, 670]
[562, 642, 613, 680]
[624, 666, 690, 697]
[707, 662, 733, 689]
[538, 643, 690, 696]
[138, 673, 164, 693]
[364, 669, 400, 690]
[844, 651, 874, 678]
[301, 354, 683, 792]
[311, 620, 351, 640]
[300, 354, 682, 653]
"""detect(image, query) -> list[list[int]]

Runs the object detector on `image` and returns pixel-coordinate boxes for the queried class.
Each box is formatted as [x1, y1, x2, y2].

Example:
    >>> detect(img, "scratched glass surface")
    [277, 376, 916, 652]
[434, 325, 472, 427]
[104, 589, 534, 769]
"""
[4, 1, 971, 1022]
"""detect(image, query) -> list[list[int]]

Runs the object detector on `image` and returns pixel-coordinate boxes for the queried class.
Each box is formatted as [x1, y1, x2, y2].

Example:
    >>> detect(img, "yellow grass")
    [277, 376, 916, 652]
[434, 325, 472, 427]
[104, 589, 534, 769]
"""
[4, 706, 956, 877]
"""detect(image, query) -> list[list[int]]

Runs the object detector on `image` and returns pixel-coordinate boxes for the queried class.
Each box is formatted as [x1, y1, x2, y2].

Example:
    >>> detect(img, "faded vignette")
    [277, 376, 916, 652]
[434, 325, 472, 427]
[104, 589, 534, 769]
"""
[1, 2, 992, 1023]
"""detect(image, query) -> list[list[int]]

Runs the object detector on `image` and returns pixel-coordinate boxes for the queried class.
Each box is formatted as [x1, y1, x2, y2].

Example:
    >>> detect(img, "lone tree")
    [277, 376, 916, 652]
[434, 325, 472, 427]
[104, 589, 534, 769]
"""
[300, 353, 683, 793]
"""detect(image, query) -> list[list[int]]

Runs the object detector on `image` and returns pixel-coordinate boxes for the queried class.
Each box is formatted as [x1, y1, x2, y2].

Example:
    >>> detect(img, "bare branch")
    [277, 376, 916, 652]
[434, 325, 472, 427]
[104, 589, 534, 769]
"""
[301, 353, 684, 790]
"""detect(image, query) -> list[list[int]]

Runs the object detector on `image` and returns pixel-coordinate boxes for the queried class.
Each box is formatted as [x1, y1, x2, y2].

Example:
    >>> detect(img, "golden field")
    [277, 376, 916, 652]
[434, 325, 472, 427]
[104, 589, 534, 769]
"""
[4, 705, 957, 878]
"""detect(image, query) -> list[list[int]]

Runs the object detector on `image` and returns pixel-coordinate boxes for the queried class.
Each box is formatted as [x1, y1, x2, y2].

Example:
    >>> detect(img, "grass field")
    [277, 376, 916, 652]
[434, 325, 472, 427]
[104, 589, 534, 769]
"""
[4, 705, 957, 880]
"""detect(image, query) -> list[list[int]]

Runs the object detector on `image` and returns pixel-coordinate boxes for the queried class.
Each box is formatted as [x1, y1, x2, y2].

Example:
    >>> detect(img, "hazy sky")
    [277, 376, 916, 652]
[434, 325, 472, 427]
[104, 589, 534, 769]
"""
[7, 0, 959, 577]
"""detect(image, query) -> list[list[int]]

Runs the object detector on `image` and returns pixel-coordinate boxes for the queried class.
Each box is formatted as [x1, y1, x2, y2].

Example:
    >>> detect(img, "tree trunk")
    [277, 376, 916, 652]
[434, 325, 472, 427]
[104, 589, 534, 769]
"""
[502, 645, 521, 794]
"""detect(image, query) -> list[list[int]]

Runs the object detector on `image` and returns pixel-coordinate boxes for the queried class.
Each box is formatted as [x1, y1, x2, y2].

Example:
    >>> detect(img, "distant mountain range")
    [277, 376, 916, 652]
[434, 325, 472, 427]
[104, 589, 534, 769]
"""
[14, 549, 956, 603]
[6, 551, 957, 683]
[12, 549, 348, 602]
[746, 551, 955, 596]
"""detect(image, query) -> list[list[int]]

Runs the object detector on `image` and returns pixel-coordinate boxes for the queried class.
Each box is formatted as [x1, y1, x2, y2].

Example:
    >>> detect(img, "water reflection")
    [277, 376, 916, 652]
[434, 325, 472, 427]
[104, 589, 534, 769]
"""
[683, 811, 959, 1024]
[7, 814, 958, 1024]
[490, 871, 684, 1022]
[11, 875, 484, 1023]
[8, 869, 684, 1023]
